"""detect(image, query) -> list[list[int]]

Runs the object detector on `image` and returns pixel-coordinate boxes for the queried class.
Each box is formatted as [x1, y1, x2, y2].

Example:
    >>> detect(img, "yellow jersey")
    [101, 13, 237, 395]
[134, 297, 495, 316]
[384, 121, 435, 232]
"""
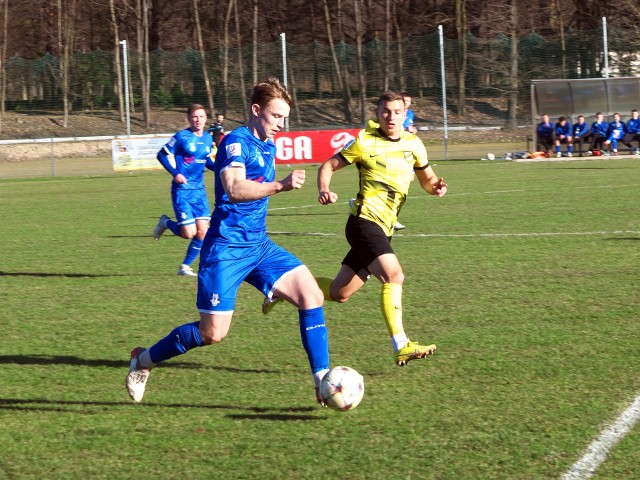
[339, 123, 429, 236]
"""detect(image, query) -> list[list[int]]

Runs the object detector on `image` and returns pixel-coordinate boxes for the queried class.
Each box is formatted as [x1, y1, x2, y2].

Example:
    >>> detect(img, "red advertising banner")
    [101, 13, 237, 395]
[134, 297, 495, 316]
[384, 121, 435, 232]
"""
[274, 129, 361, 164]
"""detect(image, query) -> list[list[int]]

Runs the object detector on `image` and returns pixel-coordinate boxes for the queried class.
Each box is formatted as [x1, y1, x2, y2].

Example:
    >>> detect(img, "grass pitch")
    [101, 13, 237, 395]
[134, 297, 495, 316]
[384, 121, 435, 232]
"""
[0, 158, 638, 479]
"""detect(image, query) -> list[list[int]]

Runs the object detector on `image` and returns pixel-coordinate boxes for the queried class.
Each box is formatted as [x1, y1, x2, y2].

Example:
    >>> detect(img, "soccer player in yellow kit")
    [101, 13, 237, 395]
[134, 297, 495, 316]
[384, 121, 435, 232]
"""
[317, 90, 447, 365]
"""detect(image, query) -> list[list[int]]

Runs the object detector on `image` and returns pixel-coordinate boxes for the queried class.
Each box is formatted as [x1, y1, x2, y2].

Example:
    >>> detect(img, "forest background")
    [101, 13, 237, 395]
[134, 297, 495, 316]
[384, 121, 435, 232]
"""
[1, 0, 640, 140]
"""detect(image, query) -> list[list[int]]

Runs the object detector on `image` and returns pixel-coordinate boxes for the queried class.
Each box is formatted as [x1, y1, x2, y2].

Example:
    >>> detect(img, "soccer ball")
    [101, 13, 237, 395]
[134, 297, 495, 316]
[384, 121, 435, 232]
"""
[319, 366, 365, 411]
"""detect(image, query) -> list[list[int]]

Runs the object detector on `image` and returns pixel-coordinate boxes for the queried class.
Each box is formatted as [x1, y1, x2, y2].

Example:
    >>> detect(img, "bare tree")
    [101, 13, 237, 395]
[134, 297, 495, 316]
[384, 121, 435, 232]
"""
[354, 0, 366, 124]
[234, 0, 248, 120]
[0, 0, 8, 133]
[134, 0, 151, 128]
[252, 0, 258, 84]
[222, 0, 235, 113]
[57, 0, 77, 127]
[192, 0, 215, 116]
[455, 0, 468, 114]
[109, 0, 125, 123]
[507, 0, 518, 130]
[323, 0, 352, 123]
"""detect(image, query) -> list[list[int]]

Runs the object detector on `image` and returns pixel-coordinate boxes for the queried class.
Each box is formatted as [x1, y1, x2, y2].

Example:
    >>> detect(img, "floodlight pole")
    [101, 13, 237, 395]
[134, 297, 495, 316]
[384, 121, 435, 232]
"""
[438, 25, 449, 160]
[602, 17, 609, 79]
[280, 32, 289, 132]
[119, 39, 131, 136]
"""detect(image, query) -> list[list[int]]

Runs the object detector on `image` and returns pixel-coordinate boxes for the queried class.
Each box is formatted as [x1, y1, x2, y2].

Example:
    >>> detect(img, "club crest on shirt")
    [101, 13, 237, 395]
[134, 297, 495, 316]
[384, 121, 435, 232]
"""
[189, 143, 196, 152]
[403, 151, 413, 163]
[227, 142, 242, 157]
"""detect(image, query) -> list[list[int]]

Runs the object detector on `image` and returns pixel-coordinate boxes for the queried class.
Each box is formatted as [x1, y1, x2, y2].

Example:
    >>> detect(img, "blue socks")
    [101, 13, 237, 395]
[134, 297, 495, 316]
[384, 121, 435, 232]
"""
[149, 322, 204, 364]
[183, 238, 203, 266]
[166, 218, 182, 236]
[298, 307, 330, 374]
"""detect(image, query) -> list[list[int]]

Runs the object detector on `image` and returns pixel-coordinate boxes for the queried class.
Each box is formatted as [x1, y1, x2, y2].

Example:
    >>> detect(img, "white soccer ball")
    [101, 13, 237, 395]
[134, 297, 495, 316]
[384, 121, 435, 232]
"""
[487, 152, 495, 160]
[320, 366, 365, 411]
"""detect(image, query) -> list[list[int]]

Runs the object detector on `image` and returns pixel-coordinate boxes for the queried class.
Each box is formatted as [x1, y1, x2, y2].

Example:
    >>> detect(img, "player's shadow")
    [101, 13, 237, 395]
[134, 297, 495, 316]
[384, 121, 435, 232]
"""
[0, 271, 124, 278]
[226, 413, 323, 421]
[0, 354, 280, 374]
[606, 237, 640, 241]
[0, 398, 318, 418]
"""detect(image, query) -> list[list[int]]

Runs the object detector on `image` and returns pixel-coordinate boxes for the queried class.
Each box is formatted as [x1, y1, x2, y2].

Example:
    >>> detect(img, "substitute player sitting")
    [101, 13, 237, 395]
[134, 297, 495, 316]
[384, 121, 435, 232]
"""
[317, 90, 447, 366]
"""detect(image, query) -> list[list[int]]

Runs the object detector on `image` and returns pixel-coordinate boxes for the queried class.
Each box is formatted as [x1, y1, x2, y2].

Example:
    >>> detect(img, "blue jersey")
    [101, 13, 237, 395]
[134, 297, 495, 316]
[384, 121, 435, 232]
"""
[158, 128, 215, 190]
[555, 122, 571, 137]
[403, 109, 415, 130]
[626, 118, 640, 134]
[537, 121, 554, 138]
[590, 120, 609, 137]
[607, 121, 626, 140]
[209, 126, 277, 245]
[573, 122, 589, 138]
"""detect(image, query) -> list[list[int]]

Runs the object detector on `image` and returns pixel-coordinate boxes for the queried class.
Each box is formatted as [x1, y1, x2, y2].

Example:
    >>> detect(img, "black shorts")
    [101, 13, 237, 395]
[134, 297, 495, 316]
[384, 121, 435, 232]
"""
[342, 215, 394, 281]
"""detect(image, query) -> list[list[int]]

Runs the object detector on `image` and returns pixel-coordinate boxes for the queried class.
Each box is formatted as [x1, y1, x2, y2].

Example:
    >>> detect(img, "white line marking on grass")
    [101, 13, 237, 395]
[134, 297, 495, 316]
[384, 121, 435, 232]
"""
[267, 230, 640, 239]
[562, 394, 640, 480]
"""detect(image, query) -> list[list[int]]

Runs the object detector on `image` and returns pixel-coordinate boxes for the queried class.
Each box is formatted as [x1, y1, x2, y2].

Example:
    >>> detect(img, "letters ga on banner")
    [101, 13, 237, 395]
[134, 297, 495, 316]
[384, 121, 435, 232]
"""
[112, 129, 361, 171]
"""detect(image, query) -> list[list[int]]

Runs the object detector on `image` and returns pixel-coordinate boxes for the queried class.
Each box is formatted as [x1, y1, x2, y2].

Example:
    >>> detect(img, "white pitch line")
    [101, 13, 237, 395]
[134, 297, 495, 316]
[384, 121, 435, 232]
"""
[562, 394, 640, 480]
[266, 230, 640, 239]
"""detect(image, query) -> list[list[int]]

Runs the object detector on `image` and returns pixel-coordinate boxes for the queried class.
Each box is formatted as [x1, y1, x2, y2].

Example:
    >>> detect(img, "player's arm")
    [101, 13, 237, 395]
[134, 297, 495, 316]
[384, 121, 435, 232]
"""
[157, 139, 188, 184]
[317, 154, 349, 205]
[220, 165, 305, 203]
[415, 165, 447, 197]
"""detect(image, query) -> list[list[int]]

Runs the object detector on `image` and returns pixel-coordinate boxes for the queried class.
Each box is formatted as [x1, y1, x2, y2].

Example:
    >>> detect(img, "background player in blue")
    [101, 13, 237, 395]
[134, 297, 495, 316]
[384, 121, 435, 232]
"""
[587, 112, 608, 153]
[126, 77, 332, 406]
[573, 115, 589, 156]
[622, 109, 640, 154]
[536, 114, 554, 155]
[153, 104, 215, 276]
[603, 112, 625, 155]
[554, 116, 573, 157]
[402, 92, 417, 133]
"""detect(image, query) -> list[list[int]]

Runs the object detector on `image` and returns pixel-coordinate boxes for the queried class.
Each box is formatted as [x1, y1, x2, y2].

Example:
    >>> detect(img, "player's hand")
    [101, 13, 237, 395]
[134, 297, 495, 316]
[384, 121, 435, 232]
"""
[318, 191, 338, 205]
[174, 173, 188, 184]
[281, 169, 306, 191]
[433, 177, 447, 197]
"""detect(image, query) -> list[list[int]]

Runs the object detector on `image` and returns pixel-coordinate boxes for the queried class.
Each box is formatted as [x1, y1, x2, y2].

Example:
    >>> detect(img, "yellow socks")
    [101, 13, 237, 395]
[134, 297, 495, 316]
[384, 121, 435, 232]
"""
[315, 277, 333, 301]
[381, 283, 408, 351]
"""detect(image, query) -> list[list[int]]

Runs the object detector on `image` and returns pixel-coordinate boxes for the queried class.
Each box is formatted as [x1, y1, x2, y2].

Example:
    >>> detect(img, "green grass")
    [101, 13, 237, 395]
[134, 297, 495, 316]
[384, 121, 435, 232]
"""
[0, 158, 639, 479]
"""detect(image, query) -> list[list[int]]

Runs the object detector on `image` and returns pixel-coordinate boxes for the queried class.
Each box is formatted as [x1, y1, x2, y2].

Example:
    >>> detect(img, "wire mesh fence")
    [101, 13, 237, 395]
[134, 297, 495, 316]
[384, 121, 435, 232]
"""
[1, 26, 639, 177]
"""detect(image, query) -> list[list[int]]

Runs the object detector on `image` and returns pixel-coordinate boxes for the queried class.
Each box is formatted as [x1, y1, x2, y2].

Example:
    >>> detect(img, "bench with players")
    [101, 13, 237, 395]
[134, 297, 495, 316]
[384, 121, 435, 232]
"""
[536, 110, 640, 158]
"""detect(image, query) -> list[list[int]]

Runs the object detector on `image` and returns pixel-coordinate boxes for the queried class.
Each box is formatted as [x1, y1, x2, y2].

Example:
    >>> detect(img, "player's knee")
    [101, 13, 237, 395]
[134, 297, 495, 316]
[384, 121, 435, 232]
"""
[330, 286, 351, 303]
[200, 330, 226, 345]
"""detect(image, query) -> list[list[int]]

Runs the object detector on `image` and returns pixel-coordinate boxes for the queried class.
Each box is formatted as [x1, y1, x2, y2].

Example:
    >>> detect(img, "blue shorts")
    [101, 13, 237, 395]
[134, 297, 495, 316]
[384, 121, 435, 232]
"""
[196, 238, 304, 314]
[171, 187, 211, 226]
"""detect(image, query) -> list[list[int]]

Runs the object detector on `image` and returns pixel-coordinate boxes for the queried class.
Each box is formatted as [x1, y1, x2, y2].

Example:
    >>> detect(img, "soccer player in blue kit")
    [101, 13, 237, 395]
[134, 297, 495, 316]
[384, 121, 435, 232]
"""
[153, 104, 215, 276]
[126, 77, 331, 406]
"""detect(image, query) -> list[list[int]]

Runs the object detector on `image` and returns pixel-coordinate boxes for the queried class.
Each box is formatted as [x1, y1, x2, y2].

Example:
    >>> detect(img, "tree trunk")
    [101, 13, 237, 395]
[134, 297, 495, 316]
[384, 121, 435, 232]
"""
[135, 0, 151, 128]
[384, 0, 390, 91]
[0, 0, 8, 133]
[109, 0, 125, 123]
[252, 0, 258, 84]
[322, 0, 353, 123]
[57, 0, 76, 128]
[455, 0, 467, 115]
[507, 0, 518, 130]
[234, 0, 248, 120]
[393, 2, 405, 92]
[192, 0, 215, 116]
[354, 0, 366, 125]
[222, 0, 235, 114]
